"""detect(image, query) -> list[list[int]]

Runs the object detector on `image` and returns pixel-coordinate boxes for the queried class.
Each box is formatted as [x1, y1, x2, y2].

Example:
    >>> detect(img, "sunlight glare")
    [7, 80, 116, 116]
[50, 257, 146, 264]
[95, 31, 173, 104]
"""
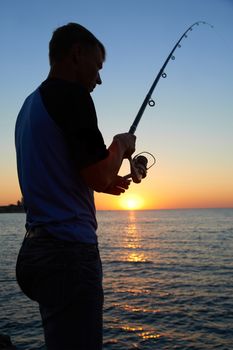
[119, 194, 144, 210]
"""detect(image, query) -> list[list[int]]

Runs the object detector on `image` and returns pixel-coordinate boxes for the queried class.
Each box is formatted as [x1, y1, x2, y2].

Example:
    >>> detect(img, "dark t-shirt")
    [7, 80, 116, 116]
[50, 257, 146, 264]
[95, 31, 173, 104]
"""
[39, 78, 108, 169]
[15, 79, 108, 242]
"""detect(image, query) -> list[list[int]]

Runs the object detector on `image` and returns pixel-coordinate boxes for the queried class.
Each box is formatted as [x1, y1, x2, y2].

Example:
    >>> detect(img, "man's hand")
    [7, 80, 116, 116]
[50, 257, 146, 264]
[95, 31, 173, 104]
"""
[101, 175, 131, 195]
[113, 133, 136, 159]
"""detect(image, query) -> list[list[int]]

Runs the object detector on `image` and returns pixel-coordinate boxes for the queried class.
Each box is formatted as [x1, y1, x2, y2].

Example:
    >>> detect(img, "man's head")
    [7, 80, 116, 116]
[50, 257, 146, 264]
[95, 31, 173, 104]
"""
[48, 23, 106, 92]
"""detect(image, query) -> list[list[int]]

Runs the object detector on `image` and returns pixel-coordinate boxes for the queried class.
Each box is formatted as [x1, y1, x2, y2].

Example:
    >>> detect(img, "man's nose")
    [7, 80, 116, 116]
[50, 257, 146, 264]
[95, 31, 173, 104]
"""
[96, 73, 102, 85]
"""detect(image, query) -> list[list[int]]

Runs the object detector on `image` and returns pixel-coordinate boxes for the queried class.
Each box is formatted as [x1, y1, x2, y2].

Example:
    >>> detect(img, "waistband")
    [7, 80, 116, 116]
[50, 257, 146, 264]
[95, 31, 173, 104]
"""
[25, 227, 51, 239]
[24, 227, 98, 248]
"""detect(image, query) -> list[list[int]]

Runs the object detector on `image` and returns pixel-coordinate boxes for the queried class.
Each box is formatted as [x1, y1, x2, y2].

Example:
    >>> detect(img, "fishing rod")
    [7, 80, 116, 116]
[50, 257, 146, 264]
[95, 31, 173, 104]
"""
[126, 21, 213, 183]
[129, 21, 213, 135]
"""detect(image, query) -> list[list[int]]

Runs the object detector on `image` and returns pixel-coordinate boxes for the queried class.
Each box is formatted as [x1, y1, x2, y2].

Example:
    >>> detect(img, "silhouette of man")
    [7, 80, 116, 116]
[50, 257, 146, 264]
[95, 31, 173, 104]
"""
[15, 23, 136, 350]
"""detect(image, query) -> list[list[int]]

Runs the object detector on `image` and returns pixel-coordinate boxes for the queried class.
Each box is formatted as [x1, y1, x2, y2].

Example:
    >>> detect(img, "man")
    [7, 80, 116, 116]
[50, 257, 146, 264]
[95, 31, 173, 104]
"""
[15, 23, 136, 350]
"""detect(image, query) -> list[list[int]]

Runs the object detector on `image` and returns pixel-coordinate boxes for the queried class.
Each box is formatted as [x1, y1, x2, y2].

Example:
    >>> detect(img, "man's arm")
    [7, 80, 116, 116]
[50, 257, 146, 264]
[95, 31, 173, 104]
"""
[80, 133, 136, 192]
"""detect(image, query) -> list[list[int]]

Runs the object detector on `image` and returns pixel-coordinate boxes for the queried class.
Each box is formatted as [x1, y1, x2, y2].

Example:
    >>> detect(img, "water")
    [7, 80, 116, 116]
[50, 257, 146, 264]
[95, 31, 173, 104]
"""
[0, 209, 233, 349]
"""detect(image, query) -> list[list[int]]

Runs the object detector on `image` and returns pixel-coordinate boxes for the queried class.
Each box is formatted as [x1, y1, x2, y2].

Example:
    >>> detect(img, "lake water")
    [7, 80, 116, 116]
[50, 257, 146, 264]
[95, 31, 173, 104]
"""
[0, 209, 233, 349]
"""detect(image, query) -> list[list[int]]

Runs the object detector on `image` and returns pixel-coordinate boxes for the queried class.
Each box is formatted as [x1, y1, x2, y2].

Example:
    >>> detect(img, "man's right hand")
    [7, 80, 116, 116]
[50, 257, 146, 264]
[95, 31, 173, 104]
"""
[113, 133, 136, 159]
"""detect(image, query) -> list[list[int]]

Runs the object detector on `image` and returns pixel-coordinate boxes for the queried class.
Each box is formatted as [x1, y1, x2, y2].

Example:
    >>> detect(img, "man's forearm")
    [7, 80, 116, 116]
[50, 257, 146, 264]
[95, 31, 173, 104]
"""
[80, 138, 126, 191]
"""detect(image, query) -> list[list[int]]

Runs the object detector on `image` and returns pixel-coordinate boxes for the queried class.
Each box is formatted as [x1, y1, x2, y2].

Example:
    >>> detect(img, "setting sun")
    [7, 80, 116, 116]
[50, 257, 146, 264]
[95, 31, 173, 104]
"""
[119, 194, 144, 210]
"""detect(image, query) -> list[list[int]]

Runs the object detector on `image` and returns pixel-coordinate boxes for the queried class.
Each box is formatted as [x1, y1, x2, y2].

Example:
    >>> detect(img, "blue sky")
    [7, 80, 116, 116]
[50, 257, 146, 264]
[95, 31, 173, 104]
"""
[0, 0, 233, 208]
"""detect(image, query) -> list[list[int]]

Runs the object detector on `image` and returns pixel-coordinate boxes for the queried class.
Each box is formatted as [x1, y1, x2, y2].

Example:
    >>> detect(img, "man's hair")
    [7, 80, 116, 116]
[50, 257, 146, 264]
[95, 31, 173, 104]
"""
[49, 22, 106, 65]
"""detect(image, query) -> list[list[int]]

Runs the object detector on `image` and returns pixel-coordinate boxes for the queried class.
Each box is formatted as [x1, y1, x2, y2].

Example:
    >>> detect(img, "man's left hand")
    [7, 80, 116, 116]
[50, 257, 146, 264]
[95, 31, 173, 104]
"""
[101, 176, 131, 195]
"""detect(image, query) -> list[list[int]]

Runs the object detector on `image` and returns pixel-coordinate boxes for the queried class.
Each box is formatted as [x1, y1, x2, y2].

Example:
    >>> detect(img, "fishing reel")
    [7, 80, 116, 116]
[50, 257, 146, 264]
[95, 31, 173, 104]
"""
[124, 152, 156, 183]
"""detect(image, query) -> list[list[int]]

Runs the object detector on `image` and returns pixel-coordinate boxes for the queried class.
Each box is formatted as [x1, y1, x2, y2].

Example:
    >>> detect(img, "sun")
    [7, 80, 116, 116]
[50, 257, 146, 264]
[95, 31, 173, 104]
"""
[119, 194, 144, 210]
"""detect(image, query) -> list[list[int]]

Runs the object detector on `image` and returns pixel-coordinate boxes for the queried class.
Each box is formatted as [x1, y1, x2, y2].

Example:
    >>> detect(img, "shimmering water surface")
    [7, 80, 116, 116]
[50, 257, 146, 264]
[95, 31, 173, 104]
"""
[0, 209, 233, 349]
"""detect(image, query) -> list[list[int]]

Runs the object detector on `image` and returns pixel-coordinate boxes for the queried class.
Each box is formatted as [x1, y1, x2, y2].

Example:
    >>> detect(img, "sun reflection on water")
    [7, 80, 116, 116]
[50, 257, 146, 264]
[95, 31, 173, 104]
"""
[121, 325, 161, 340]
[123, 211, 149, 263]
[104, 211, 163, 347]
[116, 303, 161, 314]
[127, 252, 147, 263]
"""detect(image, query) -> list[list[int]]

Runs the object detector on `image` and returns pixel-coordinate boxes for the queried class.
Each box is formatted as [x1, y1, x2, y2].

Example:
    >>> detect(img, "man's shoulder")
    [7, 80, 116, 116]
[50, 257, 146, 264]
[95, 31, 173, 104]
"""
[40, 78, 87, 96]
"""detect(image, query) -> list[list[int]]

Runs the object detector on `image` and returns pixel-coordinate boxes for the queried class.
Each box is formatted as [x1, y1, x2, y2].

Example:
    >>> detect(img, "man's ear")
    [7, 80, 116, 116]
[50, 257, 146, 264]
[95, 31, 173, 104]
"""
[72, 43, 86, 62]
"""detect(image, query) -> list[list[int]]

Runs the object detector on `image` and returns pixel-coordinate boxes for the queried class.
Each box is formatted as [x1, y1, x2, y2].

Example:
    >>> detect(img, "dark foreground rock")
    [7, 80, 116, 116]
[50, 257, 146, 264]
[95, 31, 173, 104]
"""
[0, 334, 17, 350]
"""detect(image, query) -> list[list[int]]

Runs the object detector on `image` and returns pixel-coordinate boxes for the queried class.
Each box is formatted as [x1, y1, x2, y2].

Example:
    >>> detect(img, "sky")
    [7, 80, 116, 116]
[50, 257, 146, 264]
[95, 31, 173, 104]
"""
[0, 0, 233, 210]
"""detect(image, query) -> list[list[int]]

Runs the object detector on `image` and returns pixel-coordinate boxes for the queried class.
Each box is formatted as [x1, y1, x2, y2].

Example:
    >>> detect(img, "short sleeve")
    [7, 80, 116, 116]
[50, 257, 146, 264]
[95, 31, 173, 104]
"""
[39, 79, 109, 170]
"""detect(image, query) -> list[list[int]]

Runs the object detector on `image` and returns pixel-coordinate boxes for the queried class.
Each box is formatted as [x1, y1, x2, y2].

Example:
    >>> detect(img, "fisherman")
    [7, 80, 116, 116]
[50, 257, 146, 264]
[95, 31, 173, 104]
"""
[15, 23, 136, 350]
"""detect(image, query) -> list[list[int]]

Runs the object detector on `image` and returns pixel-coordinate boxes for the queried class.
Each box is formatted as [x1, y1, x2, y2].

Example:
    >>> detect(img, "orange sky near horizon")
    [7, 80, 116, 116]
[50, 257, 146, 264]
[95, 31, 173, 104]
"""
[1, 162, 232, 210]
[94, 183, 233, 210]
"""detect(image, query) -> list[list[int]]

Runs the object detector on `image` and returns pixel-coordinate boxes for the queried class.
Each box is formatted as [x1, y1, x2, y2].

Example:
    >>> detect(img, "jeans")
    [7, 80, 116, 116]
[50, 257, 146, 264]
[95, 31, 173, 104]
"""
[16, 234, 103, 350]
